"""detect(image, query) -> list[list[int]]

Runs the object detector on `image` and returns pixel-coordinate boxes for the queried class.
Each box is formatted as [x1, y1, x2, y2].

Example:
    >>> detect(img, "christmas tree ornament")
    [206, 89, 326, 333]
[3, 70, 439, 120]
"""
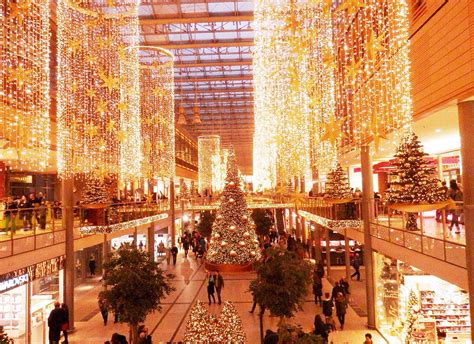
[239, 241, 245, 247]
[324, 163, 353, 203]
[229, 250, 237, 257]
[229, 198, 235, 203]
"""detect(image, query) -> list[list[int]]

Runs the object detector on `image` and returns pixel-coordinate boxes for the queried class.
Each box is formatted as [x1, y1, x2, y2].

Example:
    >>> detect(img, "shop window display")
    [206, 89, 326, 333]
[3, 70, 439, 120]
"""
[375, 253, 471, 343]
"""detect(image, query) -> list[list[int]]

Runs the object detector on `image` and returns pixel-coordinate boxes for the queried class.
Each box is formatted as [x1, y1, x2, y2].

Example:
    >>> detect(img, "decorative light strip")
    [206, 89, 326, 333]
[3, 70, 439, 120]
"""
[185, 203, 294, 211]
[253, 0, 315, 190]
[57, 0, 141, 181]
[298, 210, 361, 230]
[198, 135, 220, 193]
[79, 213, 168, 234]
[333, 0, 412, 152]
[1, 0, 51, 171]
[133, 46, 175, 180]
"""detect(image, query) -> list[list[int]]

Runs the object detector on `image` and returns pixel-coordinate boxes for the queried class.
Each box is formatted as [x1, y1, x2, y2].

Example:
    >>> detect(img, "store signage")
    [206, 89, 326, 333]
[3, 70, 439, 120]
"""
[0, 274, 28, 292]
[0, 256, 65, 288]
[10, 175, 33, 184]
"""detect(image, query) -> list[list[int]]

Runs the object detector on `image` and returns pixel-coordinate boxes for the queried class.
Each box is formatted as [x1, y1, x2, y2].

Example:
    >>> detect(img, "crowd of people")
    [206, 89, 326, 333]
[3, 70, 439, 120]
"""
[2, 192, 60, 233]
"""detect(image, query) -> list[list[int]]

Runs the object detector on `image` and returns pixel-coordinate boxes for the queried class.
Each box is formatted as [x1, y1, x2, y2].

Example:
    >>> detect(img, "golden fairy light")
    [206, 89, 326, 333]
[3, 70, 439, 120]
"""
[57, 0, 141, 181]
[1, 0, 51, 171]
[253, 0, 314, 191]
[212, 148, 229, 192]
[198, 135, 220, 193]
[132, 46, 175, 180]
[333, 0, 412, 152]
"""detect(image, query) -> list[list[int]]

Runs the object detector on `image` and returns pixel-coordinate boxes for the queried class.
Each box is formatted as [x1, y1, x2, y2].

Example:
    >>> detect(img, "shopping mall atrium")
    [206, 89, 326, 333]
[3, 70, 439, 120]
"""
[1, 0, 474, 343]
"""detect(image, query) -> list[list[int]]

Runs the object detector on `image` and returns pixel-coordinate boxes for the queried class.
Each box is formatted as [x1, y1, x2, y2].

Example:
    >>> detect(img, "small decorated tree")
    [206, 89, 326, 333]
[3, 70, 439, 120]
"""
[196, 211, 215, 238]
[402, 289, 421, 344]
[387, 133, 447, 230]
[251, 209, 274, 238]
[206, 150, 261, 266]
[0, 326, 14, 344]
[324, 163, 352, 200]
[183, 301, 246, 344]
[179, 179, 190, 199]
[81, 173, 110, 204]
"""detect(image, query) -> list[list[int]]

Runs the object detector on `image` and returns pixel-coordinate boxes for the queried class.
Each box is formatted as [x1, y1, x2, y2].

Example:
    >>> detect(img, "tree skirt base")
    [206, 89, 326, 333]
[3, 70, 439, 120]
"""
[204, 261, 254, 273]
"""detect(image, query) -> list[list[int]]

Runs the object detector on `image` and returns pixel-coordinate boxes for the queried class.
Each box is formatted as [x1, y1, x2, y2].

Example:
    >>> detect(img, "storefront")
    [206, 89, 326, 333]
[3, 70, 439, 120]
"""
[0, 256, 64, 344]
[374, 252, 471, 343]
[74, 243, 103, 282]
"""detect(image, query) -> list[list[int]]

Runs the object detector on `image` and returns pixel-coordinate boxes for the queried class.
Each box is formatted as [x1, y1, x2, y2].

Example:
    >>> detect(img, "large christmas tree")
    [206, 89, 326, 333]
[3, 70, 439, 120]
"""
[324, 163, 352, 200]
[206, 150, 261, 265]
[387, 133, 447, 230]
[402, 289, 421, 344]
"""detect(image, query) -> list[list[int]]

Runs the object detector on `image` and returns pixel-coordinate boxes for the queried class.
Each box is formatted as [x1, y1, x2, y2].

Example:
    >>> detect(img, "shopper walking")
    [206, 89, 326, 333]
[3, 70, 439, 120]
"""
[313, 314, 329, 343]
[449, 180, 463, 233]
[335, 292, 348, 330]
[350, 254, 361, 281]
[99, 298, 108, 325]
[331, 281, 346, 301]
[313, 269, 323, 306]
[207, 271, 216, 305]
[339, 277, 350, 296]
[183, 235, 190, 258]
[48, 301, 65, 344]
[60, 303, 69, 343]
[171, 245, 179, 265]
[215, 271, 224, 305]
[165, 245, 171, 265]
[322, 292, 333, 319]
[88, 254, 96, 277]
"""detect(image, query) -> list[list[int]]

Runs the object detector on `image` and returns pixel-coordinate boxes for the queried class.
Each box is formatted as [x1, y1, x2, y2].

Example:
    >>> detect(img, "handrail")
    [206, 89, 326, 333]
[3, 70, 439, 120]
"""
[0, 201, 170, 258]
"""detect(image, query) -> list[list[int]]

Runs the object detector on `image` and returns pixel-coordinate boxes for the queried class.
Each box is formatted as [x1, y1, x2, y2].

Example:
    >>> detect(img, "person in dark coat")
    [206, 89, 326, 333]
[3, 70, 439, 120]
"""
[171, 245, 179, 265]
[335, 292, 348, 330]
[263, 329, 279, 344]
[215, 271, 224, 305]
[89, 254, 96, 277]
[182, 235, 190, 258]
[99, 298, 109, 325]
[314, 314, 329, 343]
[331, 281, 346, 301]
[313, 270, 323, 306]
[48, 301, 65, 344]
[207, 271, 216, 305]
[351, 254, 361, 281]
[322, 292, 333, 319]
[61, 303, 69, 343]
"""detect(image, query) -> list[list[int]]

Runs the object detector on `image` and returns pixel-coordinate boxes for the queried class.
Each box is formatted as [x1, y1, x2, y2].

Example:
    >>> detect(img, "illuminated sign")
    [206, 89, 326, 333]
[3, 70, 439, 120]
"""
[0, 274, 28, 292]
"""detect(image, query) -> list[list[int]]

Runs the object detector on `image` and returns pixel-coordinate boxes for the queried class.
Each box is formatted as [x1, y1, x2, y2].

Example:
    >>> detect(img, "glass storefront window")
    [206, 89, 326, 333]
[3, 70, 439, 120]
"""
[0, 284, 27, 344]
[375, 252, 471, 344]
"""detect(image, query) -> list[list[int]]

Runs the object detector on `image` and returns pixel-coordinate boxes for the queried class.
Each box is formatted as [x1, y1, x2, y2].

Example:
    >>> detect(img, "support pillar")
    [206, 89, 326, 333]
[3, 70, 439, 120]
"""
[301, 217, 306, 243]
[61, 178, 75, 328]
[170, 179, 176, 246]
[325, 227, 331, 278]
[314, 223, 322, 263]
[437, 155, 444, 180]
[344, 230, 351, 281]
[361, 145, 376, 328]
[133, 227, 138, 248]
[295, 216, 301, 239]
[457, 100, 474, 344]
[148, 223, 155, 260]
[190, 211, 195, 231]
[288, 209, 294, 234]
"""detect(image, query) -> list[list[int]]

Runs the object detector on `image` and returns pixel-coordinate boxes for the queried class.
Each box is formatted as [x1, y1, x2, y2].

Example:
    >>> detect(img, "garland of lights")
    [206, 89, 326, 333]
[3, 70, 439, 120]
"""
[1, 0, 51, 171]
[57, 0, 142, 182]
[186, 203, 294, 211]
[80, 213, 168, 234]
[198, 135, 221, 193]
[133, 46, 175, 180]
[298, 210, 361, 231]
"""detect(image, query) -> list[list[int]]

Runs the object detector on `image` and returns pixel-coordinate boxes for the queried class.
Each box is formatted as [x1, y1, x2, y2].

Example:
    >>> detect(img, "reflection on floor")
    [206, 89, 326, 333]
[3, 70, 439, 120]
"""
[69, 252, 387, 343]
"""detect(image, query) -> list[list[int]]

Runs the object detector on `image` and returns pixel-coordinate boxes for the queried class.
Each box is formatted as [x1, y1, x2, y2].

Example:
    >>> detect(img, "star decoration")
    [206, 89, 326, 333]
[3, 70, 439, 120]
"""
[321, 0, 333, 15]
[86, 88, 96, 100]
[345, 57, 362, 81]
[321, 116, 344, 146]
[7, 66, 32, 86]
[71, 82, 79, 93]
[106, 119, 116, 132]
[116, 130, 127, 142]
[67, 38, 82, 55]
[85, 54, 97, 64]
[96, 99, 108, 114]
[98, 35, 113, 49]
[98, 70, 120, 92]
[98, 138, 107, 151]
[370, 114, 387, 152]
[336, 0, 365, 15]
[117, 101, 128, 112]
[86, 124, 99, 138]
[117, 44, 127, 61]
[157, 141, 165, 151]
[323, 49, 335, 69]
[366, 31, 385, 60]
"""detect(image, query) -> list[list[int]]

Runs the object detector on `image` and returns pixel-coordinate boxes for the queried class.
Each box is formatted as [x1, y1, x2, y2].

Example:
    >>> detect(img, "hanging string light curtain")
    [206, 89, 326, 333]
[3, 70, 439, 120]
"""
[1, 0, 51, 171]
[198, 135, 220, 194]
[57, 0, 141, 182]
[212, 148, 229, 193]
[333, 0, 412, 152]
[253, 0, 314, 191]
[133, 46, 175, 181]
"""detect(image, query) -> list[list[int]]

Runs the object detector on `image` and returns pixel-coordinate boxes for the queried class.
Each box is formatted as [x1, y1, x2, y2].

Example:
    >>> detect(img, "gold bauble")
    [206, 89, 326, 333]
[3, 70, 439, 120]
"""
[214, 233, 221, 239]
[250, 251, 256, 257]
[243, 231, 250, 238]
[242, 215, 248, 220]
[239, 241, 245, 246]
[221, 241, 227, 246]
[229, 198, 235, 203]
[230, 225, 236, 230]
[230, 250, 237, 256]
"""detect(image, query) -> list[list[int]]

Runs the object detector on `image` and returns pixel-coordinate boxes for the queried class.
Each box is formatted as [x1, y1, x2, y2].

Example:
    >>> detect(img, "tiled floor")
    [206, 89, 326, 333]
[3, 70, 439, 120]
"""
[68, 252, 387, 343]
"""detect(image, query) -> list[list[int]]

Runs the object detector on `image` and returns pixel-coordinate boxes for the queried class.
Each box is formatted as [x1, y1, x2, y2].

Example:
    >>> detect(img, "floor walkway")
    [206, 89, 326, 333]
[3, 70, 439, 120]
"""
[68, 252, 386, 343]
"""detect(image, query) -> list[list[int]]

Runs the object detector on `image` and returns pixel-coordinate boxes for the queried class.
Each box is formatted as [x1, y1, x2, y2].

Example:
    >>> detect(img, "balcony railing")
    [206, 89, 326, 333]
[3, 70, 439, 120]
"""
[297, 197, 467, 269]
[0, 201, 169, 258]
